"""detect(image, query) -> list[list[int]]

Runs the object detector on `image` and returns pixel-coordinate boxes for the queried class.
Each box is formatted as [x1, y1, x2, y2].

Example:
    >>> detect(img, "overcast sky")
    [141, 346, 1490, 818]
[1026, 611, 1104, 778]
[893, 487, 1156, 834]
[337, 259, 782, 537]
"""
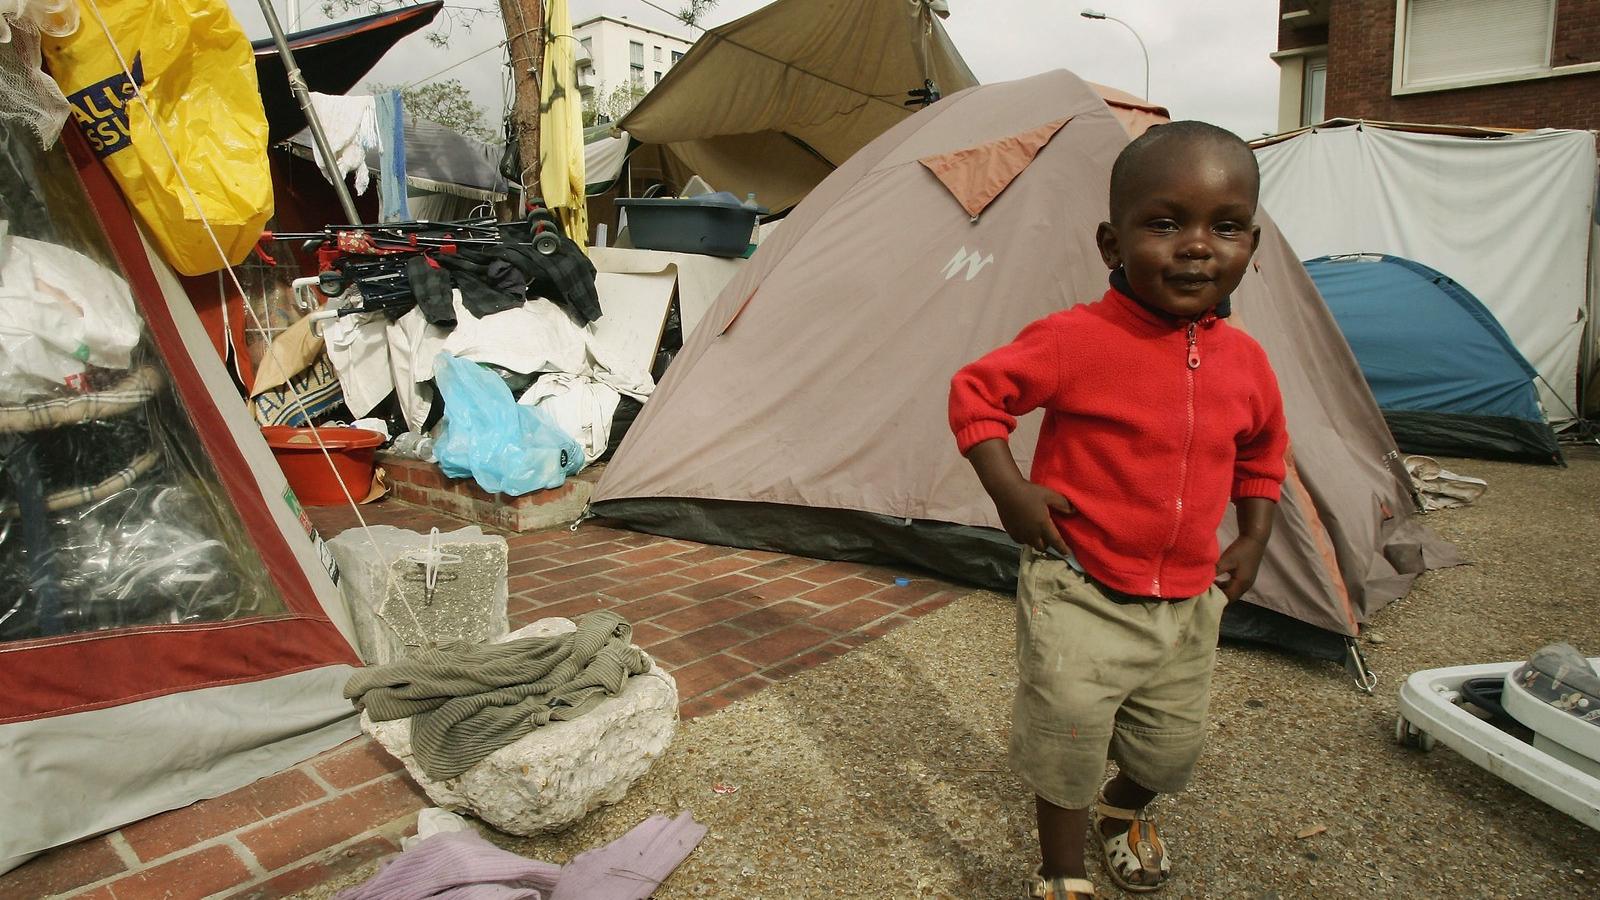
[233, 0, 1283, 138]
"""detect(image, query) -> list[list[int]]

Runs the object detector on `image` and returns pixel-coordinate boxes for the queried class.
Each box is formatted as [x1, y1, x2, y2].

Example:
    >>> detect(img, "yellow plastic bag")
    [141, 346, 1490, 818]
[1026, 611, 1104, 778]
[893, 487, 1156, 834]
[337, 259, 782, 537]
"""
[43, 0, 273, 275]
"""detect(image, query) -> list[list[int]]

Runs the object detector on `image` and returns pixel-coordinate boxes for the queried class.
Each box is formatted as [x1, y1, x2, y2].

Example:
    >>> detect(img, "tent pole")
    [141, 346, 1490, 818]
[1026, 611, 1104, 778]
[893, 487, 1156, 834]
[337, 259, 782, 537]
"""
[256, 0, 362, 224]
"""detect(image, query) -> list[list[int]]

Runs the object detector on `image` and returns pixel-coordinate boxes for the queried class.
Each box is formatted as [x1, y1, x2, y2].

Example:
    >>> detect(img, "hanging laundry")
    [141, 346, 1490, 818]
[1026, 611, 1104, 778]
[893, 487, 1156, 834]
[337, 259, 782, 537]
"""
[308, 92, 380, 195]
[375, 90, 409, 223]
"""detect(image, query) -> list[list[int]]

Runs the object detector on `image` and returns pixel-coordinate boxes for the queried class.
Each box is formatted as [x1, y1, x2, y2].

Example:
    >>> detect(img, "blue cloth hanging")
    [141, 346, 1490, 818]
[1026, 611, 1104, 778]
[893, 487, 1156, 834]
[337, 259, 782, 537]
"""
[376, 90, 409, 223]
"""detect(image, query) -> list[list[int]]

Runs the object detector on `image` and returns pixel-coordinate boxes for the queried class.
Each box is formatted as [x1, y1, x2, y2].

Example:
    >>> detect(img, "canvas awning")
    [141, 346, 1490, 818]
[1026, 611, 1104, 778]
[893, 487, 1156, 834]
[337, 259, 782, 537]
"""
[619, 0, 979, 211]
[252, 1, 444, 143]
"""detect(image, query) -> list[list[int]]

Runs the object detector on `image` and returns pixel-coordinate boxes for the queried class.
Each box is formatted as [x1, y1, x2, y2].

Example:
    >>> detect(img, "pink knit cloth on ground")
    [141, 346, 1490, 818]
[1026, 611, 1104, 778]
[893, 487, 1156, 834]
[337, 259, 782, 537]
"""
[337, 812, 706, 900]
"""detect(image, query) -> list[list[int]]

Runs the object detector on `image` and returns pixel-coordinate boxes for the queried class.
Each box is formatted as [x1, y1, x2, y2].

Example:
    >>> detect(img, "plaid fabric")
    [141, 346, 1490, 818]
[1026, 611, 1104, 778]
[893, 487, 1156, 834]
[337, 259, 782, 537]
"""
[440, 236, 601, 325]
[0, 447, 161, 518]
[0, 366, 162, 434]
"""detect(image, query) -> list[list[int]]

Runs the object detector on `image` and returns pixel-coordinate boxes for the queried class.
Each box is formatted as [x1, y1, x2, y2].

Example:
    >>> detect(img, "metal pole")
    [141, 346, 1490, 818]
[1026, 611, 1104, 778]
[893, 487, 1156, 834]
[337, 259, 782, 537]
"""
[1081, 10, 1151, 101]
[257, 0, 362, 223]
[1109, 16, 1151, 102]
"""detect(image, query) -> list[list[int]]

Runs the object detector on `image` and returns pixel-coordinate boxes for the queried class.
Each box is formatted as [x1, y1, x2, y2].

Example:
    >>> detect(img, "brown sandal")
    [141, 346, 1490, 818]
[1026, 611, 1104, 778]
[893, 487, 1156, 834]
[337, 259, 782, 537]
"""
[1024, 868, 1096, 899]
[1094, 798, 1170, 892]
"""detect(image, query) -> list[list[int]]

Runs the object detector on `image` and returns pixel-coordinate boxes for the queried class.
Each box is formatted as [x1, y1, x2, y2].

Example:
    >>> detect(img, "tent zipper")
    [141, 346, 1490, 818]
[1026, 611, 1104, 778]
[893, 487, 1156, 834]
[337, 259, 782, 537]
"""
[1153, 322, 1200, 595]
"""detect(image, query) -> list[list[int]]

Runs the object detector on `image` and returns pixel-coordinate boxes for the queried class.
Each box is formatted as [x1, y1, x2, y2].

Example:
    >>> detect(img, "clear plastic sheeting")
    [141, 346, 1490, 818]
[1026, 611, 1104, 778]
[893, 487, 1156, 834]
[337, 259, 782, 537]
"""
[0, 117, 283, 644]
[0, 481, 272, 638]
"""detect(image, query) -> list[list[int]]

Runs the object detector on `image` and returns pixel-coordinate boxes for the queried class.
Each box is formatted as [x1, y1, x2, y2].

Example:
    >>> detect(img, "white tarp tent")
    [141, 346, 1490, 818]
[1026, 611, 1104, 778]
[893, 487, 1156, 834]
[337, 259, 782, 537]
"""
[1253, 121, 1598, 423]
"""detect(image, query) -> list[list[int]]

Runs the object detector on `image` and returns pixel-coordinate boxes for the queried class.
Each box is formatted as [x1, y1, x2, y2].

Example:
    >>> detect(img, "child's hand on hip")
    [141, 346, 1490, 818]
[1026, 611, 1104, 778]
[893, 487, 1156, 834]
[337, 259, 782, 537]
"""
[993, 480, 1075, 555]
[962, 438, 1075, 555]
[1214, 534, 1267, 602]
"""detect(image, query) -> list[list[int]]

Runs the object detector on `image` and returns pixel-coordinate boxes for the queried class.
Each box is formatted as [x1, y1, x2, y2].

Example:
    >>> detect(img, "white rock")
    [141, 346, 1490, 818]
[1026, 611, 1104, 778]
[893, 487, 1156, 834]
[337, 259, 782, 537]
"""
[363, 618, 679, 835]
[327, 524, 509, 665]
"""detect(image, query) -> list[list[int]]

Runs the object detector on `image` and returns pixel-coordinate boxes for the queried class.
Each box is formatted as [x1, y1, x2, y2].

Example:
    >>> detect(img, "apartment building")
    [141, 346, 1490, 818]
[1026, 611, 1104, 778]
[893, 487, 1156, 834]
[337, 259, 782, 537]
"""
[573, 14, 693, 109]
[1273, 0, 1599, 132]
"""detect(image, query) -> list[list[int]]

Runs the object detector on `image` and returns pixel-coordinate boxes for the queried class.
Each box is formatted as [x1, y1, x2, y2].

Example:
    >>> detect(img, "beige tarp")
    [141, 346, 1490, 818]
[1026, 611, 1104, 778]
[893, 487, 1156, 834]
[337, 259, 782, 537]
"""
[594, 69, 1457, 650]
[620, 0, 979, 211]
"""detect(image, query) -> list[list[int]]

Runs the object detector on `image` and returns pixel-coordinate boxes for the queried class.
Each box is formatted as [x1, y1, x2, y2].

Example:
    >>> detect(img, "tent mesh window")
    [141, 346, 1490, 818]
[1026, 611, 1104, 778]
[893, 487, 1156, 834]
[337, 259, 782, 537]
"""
[0, 120, 284, 643]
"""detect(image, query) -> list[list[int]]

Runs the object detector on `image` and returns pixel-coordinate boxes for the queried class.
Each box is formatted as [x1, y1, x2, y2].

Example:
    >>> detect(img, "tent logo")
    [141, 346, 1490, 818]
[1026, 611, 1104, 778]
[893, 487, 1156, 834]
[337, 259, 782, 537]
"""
[942, 246, 995, 282]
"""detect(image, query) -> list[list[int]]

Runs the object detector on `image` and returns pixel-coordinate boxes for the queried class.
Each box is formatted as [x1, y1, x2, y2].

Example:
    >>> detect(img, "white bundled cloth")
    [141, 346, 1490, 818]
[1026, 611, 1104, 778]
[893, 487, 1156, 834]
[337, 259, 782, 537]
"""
[323, 311, 393, 419]
[0, 232, 142, 402]
[442, 295, 589, 376]
[518, 373, 622, 466]
[335, 285, 658, 461]
[385, 306, 448, 434]
[307, 92, 379, 195]
[443, 293, 654, 464]
[1404, 455, 1488, 511]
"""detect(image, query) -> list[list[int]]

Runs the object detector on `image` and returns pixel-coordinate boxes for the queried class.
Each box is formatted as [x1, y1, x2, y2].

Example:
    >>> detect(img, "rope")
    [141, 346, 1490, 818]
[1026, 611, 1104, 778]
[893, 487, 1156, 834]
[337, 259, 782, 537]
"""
[400, 38, 509, 90]
[81, 0, 430, 645]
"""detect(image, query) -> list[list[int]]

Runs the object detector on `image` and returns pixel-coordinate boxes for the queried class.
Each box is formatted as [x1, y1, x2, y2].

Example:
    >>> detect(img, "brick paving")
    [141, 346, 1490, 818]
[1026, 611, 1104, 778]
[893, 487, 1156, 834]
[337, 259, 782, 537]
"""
[3, 499, 970, 898]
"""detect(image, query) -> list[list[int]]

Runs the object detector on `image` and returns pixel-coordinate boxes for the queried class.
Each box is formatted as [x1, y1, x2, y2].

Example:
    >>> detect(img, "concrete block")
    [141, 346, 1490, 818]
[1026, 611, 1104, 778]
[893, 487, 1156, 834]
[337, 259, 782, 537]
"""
[363, 618, 678, 835]
[327, 525, 509, 665]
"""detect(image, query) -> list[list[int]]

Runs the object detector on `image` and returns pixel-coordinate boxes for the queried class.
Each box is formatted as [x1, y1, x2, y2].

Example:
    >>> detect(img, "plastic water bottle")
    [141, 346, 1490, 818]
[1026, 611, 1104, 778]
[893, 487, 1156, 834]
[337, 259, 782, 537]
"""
[744, 193, 760, 248]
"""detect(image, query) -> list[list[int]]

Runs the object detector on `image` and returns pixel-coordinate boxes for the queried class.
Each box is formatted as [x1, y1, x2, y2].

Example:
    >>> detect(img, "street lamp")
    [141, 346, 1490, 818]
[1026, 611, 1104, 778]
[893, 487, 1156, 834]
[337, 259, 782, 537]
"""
[1080, 9, 1150, 101]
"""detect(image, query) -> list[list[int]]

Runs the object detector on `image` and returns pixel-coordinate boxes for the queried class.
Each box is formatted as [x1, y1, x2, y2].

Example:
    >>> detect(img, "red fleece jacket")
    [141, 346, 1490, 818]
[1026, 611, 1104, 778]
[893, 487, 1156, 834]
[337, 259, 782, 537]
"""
[949, 286, 1289, 599]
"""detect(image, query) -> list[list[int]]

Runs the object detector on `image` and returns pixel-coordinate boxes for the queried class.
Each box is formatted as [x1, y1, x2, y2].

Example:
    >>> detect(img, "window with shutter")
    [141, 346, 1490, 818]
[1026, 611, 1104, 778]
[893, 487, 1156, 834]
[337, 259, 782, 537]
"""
[1396, 0, 1554, 90]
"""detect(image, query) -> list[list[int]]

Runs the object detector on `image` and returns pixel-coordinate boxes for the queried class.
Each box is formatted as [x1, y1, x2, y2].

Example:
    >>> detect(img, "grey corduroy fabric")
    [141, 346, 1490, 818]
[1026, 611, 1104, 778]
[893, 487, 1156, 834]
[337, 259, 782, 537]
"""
[344, 611, 650, 779]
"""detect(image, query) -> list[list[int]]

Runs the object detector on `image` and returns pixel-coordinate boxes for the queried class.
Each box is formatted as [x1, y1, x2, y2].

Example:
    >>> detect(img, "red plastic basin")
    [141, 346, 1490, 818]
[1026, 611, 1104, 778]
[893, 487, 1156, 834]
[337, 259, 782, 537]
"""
[261, 425, 385, 507]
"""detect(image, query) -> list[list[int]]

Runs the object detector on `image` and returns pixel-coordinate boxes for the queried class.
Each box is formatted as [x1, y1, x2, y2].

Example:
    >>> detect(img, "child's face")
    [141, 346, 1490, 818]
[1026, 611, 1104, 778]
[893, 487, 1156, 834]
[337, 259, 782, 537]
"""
[1096, 148, 1261, 319]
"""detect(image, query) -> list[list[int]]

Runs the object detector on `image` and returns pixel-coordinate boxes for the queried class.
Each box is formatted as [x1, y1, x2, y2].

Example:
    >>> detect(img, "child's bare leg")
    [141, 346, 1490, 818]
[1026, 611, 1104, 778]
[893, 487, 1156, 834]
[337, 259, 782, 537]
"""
[1097, 771, 1158, 837]
[1036, 796, 1090, 879]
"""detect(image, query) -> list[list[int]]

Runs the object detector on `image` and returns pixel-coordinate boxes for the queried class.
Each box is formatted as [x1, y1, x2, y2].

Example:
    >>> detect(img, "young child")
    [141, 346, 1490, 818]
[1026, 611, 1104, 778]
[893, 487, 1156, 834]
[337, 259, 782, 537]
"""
[948, 121, 1288, 899]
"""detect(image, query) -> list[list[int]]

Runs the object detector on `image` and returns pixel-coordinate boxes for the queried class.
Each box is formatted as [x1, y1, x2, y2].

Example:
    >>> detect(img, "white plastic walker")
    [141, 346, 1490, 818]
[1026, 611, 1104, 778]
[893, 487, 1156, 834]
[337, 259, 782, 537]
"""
[1394, 643, 1600, 830]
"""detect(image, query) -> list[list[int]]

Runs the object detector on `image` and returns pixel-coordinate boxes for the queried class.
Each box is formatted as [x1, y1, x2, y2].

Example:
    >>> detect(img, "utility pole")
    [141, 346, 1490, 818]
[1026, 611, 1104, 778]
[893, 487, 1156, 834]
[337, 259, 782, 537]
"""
[499, 0, 544, 202]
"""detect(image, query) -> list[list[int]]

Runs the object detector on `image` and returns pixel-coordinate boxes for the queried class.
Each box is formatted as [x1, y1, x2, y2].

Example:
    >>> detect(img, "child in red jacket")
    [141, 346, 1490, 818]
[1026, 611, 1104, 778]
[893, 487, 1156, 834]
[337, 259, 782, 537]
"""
[949, 121, 1288, 900]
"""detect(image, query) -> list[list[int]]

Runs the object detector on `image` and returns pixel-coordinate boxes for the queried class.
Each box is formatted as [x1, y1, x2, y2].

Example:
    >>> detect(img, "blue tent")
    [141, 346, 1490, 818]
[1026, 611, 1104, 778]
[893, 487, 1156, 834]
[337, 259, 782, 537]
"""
[1304, 254, 1562, 464]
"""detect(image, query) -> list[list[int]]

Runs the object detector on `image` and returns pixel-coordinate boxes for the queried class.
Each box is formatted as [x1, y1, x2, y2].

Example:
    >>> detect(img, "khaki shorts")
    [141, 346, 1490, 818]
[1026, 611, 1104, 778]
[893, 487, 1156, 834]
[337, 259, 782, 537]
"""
[1010, 548, 1226, 809]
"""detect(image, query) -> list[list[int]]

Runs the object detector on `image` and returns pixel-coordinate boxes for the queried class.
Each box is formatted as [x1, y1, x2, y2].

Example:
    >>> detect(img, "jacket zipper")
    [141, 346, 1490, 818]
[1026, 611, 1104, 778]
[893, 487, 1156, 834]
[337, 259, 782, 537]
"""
[1153, 322, 1200, 595]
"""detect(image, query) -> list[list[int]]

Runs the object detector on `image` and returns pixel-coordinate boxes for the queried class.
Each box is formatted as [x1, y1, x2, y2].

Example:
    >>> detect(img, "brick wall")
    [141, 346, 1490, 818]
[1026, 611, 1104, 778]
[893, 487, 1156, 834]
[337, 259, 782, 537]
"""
[1277, 6, 1327, 53]
[0, 739, 428, 899]
[1321, 0, 1600, 130]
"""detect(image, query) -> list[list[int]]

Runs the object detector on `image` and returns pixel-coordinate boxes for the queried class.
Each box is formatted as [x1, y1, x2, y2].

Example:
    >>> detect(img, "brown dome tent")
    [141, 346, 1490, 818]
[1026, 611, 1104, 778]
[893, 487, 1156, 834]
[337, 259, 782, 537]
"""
[593, 69, 1458, 669]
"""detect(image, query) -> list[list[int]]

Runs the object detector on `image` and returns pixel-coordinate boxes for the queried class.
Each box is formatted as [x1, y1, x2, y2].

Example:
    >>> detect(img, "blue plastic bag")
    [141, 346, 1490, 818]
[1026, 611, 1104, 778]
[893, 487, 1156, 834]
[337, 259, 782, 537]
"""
[432, 353, 583, 496]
